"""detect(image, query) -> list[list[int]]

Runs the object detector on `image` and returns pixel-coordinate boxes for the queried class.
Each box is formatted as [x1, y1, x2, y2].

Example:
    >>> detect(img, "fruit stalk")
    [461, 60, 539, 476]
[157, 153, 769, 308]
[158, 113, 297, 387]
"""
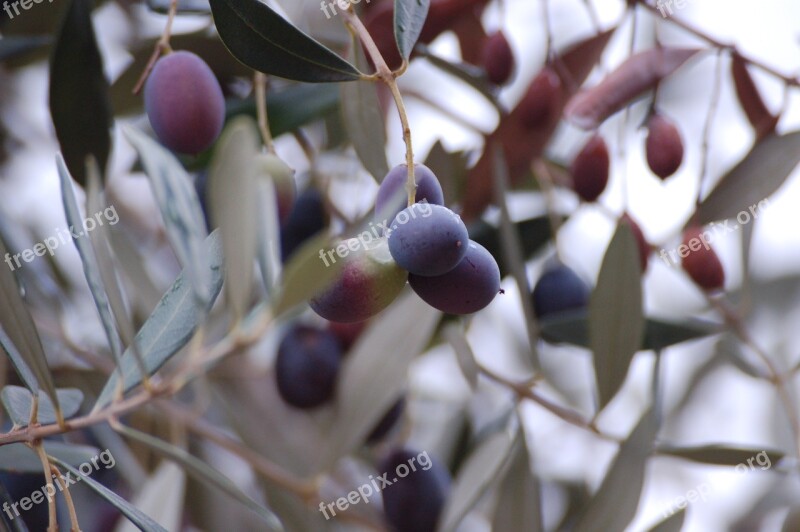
[342, 7, 417, 205]
[132, 0, 178, 94]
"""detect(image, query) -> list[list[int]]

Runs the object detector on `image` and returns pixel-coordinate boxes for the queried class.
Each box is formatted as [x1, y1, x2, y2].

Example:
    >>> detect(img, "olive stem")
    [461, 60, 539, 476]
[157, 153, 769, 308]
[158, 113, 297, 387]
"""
[132, 0, 178, 95]
[342, 8, 417, 205]
[254, 72, 276, 153]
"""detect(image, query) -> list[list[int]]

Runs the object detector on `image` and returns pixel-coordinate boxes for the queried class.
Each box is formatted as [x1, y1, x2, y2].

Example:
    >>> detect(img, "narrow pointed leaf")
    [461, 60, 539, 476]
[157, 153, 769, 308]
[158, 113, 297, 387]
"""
[115, 424, 283, 530]
[0, 328, 37, 392]
[341, 42, 389, 181]
[208, 117, 260, 321]
[0, 237, 60, 416]
[255, 179, 281, 299]
[1, 386, 83, 427]
[647, 508, 686, 532]
[416, 44, 502, 112]
[440, 430, 516, 531]
[0, 442, 101, 474]
[566, 47, 699, 129]
[57, 153, 124, 366]
[539, 309, 720, 351]
[694, 131, 800, 225]
[0, 35, 51, 63]
[208, 0, 360, 82]
[394, 0, 431, 59]
[273, 233, 342, 318]
[48, 455, 168, 532]
[325, 291, 440, 468]
[491, 436, 544, 532]
[655, 444, 783, 466]
[49, 0, 112, 186]
[574, 408, 659, 531]
[590, 223, 645, 410]
[123, 125, 211, 303]
[443, 323, 479, 389]
[93, 231, 224, 410]
[731, 52, 776, 139]
[115, 461, 185, 532]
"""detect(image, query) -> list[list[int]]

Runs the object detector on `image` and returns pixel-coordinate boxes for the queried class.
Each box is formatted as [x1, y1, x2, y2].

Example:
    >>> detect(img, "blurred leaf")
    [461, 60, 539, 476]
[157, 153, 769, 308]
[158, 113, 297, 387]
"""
[574, 408, 659, 531]
[416, 44, 503, 113]
[647, 508, 686, 532]
[1, 386, 83, 427]
[731, 52, 776, 140]
[539, 309, 720, 351]
[86, 164, 147, 378]
[255, 179, 281, 300]
[0, 237, 60, 418]
[48, 455, 168, 532]
[146, 0, 210, 13]
[49, 0, 112, 186]
[341, 42, 389, 181]
[0, 441, 100, 474]
[208, 117, 260, 321]
[590, 223, 645, 410]
[468, 216, 553, 278]
[123, 125, 211, 304]
[114, 424, 283, 530]
[656, 444, 783, 466]
[0, 481, 28, 532]
[273, 233, 342, 318]
[93, 231, 224, 410]
[565, 48, 700, 130]
[115, 461, 185, 532]
[491, 435, 543, 532]
[694, 131, 800, 226]
[424, 140, 468, 204]
[324, 291, 440, 468]
[394, 0, 431, 59]
[227, 83, 342, 139]
[443, 323, 479, 389]
[0, 35, 51, 62]
[492, 147, 539, 370]
[0, 328, 37, 393]
[440, 430, 515, 531]
[783, 507, 800, 532]
[208, 0, 361, 82]
[462, 29, 616, 219]
[57, 154, 124, 366]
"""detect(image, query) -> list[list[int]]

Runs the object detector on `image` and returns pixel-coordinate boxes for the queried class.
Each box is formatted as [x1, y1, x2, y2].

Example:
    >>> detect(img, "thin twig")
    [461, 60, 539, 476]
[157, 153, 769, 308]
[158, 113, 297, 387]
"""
[341, 7, 417, 204]
[132, 0, 179, 94]
[477, 363, 619, 442]
[254, 72, 276, 153]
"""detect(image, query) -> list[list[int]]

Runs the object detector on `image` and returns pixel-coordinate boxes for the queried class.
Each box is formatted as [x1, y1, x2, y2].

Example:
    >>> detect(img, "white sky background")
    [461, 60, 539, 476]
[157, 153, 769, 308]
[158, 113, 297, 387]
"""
[2, 0, 800, 530]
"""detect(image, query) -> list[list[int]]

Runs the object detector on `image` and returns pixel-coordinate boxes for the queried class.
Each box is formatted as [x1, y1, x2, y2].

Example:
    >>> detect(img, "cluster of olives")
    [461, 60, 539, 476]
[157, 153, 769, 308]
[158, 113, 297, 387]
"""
[310, 164, 502, 323]
[274, 323, 404, 441]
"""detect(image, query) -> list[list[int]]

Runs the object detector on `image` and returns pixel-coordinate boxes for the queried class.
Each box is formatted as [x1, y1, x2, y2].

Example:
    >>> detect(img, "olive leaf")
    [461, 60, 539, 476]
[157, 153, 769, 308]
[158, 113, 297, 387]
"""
[209, 0, 361, 82]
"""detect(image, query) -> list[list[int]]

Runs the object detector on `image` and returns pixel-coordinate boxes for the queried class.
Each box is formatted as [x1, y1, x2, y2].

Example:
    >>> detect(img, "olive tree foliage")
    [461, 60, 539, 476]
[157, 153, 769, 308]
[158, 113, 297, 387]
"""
[0, 0, 798, 530]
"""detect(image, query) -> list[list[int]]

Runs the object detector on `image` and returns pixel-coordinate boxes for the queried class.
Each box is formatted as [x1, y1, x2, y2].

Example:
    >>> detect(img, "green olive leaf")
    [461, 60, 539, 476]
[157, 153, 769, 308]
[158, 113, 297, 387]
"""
[209, 0, 361, 82]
